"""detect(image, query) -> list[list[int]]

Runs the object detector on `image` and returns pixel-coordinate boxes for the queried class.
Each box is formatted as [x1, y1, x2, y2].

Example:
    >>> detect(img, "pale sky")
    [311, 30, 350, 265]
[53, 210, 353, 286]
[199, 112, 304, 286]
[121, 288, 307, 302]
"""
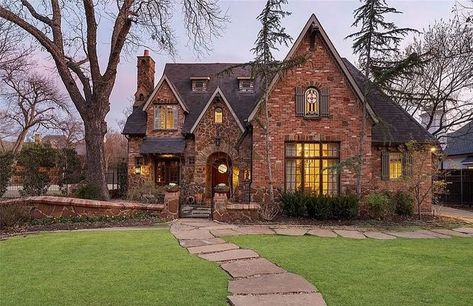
[103, 0, 455, 130]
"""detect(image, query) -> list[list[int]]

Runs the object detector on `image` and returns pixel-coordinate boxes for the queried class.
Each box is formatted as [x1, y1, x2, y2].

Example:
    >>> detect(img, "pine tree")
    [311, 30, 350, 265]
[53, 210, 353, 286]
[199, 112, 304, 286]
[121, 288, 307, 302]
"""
[222, 0, 305, 219]
[346, 0, 417, 196]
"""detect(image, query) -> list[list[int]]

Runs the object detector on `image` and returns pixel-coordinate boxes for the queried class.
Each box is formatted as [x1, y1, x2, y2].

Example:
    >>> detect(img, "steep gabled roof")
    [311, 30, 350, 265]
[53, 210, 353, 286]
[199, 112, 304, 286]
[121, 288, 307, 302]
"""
[343, 59, 437, 144]
[142, 75, 189, 113]
[444, 120, 473, 155]
[163, 63, 262, 133]
[247, 14, 378, 123]
[190, 87, 245, 133]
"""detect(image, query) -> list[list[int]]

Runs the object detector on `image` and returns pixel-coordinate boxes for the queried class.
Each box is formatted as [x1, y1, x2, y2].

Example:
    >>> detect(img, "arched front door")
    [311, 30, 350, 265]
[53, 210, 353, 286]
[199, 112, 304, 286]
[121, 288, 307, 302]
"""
[211, 156, 232, 197]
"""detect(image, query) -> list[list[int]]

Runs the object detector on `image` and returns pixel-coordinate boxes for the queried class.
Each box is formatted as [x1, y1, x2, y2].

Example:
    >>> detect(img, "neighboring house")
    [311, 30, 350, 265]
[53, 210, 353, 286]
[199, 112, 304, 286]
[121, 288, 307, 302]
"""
[442, 120, 473, 170]
[123, 14, 436, 218]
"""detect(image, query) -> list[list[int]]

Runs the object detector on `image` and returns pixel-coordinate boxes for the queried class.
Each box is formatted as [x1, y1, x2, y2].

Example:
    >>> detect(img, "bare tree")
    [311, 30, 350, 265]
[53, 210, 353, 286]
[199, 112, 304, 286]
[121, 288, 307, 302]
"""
[0, 0, 228, 199]
[383, 18, 473, 143]
[104, 130, 128, 171]
[56, 113, 84, 148]
[0, 61, 69, 154]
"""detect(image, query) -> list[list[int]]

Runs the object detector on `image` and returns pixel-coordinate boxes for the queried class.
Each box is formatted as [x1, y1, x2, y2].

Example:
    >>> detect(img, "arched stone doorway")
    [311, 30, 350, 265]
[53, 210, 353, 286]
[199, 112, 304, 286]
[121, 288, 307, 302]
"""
[207, 152, 232, 198]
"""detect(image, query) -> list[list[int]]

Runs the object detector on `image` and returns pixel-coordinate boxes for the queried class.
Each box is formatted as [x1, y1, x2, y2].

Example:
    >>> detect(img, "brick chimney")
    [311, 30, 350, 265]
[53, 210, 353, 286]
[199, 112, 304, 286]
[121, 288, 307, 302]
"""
[134, 49, 155, 108]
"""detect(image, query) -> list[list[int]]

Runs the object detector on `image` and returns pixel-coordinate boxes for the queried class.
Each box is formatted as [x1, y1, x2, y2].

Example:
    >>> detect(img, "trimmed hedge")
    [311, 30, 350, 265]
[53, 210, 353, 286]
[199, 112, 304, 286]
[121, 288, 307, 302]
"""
[282, 192, 359, 220]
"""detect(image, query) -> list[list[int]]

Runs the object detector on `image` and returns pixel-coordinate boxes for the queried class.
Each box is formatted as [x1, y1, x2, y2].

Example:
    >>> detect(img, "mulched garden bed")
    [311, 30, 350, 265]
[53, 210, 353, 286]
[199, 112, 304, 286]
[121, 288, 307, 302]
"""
[242, 215, 470, 231]
[0, 213, 163, 240]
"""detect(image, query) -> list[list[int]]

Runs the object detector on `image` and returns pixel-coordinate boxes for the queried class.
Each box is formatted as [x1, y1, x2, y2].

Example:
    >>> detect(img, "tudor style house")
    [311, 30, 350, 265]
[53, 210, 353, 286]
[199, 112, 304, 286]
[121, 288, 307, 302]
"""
[123, 14, 436, 218]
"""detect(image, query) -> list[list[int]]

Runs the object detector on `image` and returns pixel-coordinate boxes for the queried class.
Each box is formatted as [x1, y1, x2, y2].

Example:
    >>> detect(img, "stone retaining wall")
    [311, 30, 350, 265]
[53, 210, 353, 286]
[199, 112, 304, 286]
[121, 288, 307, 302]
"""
[213, 192, 261, 222]
[1, 196, 164, 219]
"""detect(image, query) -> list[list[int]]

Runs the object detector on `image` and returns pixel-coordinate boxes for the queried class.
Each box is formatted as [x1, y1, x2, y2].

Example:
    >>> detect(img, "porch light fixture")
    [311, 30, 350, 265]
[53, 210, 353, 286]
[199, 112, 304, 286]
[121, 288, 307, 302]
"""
[430, 146, 437, 153]
[135, 157, 143, 175]
[215, 135, 221, 147]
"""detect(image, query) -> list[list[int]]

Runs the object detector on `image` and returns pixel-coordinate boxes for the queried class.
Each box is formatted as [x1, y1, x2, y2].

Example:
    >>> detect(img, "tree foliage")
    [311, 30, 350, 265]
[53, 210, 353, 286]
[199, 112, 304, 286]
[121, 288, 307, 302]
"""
[347, 0, 417, 196]
[381, 17, 473, 142]
[0, 0, 228, 199]
[0, 150, 14, 197]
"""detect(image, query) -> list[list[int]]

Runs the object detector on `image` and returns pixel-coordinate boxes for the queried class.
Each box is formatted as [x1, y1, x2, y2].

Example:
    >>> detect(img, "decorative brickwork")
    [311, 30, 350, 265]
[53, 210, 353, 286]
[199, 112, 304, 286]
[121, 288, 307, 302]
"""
[251, 30, 373, 201]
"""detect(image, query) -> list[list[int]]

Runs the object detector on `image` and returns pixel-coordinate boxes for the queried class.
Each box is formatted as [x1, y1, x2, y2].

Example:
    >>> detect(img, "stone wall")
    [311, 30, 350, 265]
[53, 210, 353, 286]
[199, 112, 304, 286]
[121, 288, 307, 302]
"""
[1, 196, 163, 219]
[212, 192, 261, 222]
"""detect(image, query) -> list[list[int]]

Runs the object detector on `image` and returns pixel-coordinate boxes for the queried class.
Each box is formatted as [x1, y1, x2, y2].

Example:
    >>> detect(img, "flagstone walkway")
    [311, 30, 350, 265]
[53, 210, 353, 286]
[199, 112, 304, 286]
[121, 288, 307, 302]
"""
[170, 219, 473, 306]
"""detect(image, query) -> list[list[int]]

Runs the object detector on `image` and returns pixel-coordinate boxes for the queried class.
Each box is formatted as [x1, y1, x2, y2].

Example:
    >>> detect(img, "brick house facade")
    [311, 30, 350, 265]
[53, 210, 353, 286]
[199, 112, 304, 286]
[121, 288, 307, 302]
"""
[123, 15, 437, 219]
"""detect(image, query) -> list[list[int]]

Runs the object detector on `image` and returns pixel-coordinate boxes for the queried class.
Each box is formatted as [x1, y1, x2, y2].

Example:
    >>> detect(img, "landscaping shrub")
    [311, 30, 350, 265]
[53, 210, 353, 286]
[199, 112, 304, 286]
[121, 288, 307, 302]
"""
[74, 183, 101, 200]
[0, 151, 15, 197]
[0, 203, 31, 229]
[393, 191, 414, 216]
[127, 181, 165, 204]
[306, 195, 332, 219]
[364, 192, 394, 219]
[281, 192, 307, 217]
[331, 194, 359, 220]
[17, 144, 57, 196]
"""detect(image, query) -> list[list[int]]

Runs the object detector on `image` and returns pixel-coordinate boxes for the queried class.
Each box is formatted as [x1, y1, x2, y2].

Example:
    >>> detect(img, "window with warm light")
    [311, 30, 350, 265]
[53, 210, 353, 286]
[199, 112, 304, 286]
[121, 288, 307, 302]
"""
[304, 88, 319, 117]
[154, 105, 177, 130]
[285, 142, 339, 195]
[215, 107, 223, 124]
[389, 152, 403, 180]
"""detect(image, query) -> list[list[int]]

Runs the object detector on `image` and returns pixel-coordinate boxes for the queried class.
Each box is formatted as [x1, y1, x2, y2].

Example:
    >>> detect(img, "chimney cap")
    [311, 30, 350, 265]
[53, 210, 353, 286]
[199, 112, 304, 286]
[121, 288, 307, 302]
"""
[144, 49, 150, 56]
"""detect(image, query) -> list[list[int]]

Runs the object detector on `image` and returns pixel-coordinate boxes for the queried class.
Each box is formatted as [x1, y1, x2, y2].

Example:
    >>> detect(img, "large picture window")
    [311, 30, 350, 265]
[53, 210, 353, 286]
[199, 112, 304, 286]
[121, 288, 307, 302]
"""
[154, 105, 177, 130]
[285, 142, 340, 195]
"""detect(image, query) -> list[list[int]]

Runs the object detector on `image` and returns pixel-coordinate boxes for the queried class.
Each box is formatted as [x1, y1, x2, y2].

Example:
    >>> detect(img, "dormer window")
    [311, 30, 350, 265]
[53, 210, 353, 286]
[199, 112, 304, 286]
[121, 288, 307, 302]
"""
[238, 77, 254, 92]
[191, 77, 210, 92]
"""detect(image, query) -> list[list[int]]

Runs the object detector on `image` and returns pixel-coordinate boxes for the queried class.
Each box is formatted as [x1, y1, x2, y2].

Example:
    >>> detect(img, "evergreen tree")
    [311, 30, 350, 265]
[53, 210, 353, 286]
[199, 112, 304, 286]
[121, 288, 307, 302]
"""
[222, 0, 305, 219]
[346, 0, 417, 196]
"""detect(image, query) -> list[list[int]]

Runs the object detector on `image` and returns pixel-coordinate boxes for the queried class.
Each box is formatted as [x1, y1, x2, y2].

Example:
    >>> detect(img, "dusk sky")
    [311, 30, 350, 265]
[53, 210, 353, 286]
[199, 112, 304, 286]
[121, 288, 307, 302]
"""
[103, 0, 455, 130]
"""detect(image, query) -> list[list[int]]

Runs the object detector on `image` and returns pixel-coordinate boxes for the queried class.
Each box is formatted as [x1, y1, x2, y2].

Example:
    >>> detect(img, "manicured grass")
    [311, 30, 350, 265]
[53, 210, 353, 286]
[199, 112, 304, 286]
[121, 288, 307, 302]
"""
[226, 235, 473, 306]
[0, 229, 228, 306]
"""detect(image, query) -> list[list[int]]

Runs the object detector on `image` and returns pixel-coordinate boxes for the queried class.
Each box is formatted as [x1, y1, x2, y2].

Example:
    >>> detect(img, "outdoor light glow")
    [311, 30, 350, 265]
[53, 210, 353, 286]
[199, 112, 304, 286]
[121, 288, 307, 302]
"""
[430, 147, 437, 153]
[135, 166, 142, 175]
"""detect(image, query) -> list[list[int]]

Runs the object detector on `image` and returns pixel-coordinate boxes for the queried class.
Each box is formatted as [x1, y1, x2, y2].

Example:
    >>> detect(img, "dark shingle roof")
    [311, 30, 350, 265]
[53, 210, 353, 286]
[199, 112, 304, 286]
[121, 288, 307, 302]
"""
[444, 120, 473, 156]
[122, 108, 147, 135]
[140, 137, 185, 154]
[163, 63, 261, 133]
[123, 60, 436, 145]
[342, 59, 437, 144]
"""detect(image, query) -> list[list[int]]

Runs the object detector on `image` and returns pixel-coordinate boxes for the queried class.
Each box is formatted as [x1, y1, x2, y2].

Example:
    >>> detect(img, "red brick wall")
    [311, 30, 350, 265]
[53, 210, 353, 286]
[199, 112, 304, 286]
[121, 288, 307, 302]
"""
[370, 146, 434, 211]
[251, 31, 373, 201]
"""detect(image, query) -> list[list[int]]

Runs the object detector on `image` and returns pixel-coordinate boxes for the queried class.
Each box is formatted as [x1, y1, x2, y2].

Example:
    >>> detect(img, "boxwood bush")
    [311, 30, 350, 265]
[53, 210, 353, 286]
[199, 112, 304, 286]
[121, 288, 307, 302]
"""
[282, 192, 359, 220]
[393, 191, 414, 216]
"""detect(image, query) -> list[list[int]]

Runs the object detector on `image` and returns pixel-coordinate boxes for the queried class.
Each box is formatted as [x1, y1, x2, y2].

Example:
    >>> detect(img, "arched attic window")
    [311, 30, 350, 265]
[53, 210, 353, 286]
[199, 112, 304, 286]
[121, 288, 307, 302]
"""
[304, 87, 319, 117]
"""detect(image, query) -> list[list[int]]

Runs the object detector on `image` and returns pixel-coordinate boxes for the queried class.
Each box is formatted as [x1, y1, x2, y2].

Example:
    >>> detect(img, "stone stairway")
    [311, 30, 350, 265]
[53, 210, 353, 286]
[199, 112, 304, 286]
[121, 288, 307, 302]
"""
[180, 205, 212, 218]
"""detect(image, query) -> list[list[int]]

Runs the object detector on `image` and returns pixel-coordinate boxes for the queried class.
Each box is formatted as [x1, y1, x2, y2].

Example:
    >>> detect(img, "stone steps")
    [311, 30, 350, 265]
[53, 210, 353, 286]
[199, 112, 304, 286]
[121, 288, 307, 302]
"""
[180, 205, 212, 218]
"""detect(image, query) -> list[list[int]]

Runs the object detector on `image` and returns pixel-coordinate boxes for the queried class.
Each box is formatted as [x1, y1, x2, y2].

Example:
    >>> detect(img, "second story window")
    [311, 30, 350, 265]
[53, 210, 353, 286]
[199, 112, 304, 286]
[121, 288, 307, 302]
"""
[238, 77, 254, 92]
[154, 105, 177, 130]
[191, 77, 210, 92]
[305, 88, 319, 116]
[215, 107, 223, 124]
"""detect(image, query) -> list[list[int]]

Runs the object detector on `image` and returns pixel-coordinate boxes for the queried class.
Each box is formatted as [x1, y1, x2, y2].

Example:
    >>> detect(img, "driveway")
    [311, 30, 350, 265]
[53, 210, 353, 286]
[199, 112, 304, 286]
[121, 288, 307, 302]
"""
[434, 205, 473, 224]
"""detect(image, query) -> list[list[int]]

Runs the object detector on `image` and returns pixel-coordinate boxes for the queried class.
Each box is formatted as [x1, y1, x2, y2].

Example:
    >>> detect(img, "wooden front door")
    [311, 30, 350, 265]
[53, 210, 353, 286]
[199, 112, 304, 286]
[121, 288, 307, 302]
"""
[212, 158, 231, 197]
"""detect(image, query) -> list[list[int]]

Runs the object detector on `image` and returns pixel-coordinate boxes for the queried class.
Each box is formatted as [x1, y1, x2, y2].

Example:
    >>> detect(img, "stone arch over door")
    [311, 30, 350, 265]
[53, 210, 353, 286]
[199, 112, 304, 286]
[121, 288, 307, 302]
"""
[195, 142, 239, 200]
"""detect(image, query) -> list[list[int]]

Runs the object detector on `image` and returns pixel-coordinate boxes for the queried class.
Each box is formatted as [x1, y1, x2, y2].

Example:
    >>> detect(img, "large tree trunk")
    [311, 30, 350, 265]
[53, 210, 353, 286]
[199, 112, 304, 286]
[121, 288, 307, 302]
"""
[84, 117, 109, 200]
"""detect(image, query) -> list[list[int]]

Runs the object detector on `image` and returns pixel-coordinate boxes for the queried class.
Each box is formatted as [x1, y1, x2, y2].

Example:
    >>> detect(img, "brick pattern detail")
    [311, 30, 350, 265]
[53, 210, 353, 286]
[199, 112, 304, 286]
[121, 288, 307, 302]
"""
[251, 31, 372, 202]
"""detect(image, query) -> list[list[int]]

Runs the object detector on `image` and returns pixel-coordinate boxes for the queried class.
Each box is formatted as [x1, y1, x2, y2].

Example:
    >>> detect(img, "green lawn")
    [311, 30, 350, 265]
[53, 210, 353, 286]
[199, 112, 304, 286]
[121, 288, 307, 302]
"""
[226, 235, 473, 306]
[0, 229, 228, 306]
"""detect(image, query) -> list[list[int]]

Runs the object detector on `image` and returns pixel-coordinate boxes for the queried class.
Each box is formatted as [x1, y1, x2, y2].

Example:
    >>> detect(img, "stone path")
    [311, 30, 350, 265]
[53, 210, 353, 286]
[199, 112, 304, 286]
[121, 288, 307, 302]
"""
[433, 205, 473, 224]
[170, 219, 473, 305]
[170, 219, 327, 306]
